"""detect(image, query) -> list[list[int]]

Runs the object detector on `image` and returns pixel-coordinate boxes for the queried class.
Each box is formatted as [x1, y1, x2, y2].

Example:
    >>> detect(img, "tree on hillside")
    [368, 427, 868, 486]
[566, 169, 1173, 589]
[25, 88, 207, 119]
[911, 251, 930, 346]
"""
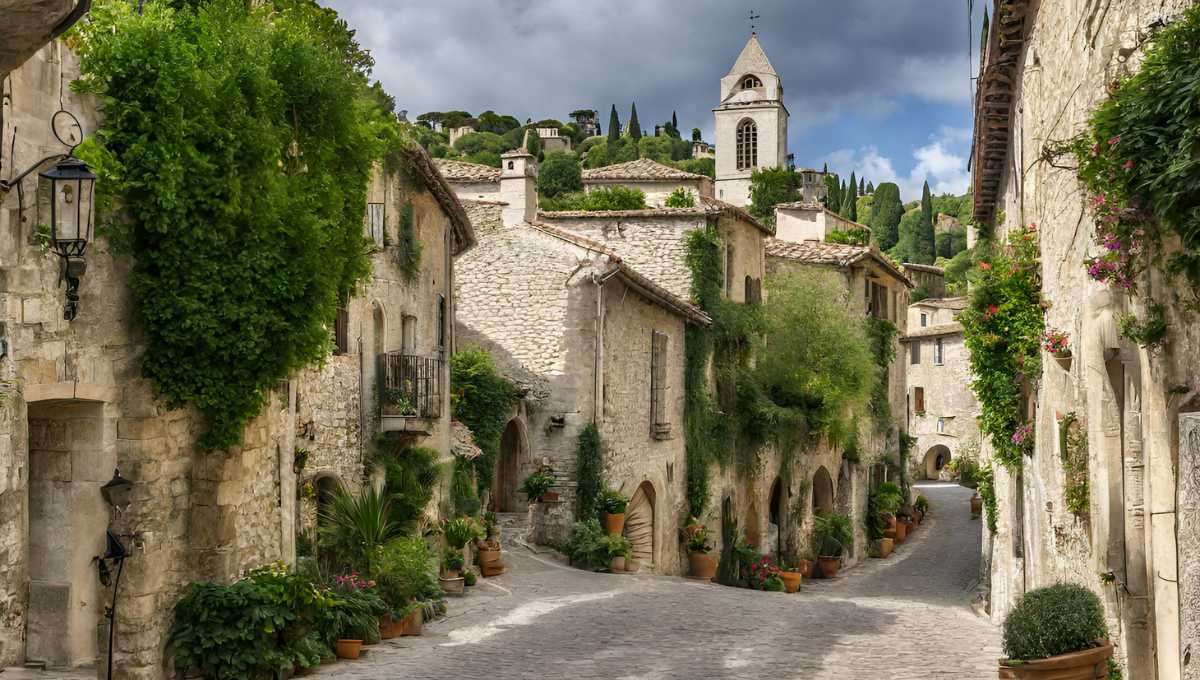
[840, 172, 858, 221]
[608, 105, 621, 144]
[672, 111, 678, 131]
[890, 207, 923, 263]
[915, 181, 936, 264]
[629, 103, 642, 140]
[824, 172, 842, 210]
[749, 167, 801, 223]
[866, 180, 875, 194]
[692, 127, 702, 142]
[538, 152, 582, 198]
[868, 182, 904, 251]
[859, 177, 865, 195]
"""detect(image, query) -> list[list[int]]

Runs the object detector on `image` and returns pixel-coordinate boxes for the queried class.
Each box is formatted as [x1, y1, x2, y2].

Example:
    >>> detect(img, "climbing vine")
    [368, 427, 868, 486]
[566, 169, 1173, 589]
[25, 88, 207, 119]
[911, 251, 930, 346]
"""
[450, 348, 518, 495]
[395, 200, 423, 282]
[976, 463, 999, 535]
[960, 225, 1044, 472]
[866, 317, 897, 434]
[71, 0, 385, 448]
[1059, 413, 1089, 517]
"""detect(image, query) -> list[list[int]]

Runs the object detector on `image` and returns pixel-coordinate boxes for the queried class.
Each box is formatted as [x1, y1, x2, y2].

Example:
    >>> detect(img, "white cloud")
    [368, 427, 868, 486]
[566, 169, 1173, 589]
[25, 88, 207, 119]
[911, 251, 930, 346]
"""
[822, 127, 970, 201]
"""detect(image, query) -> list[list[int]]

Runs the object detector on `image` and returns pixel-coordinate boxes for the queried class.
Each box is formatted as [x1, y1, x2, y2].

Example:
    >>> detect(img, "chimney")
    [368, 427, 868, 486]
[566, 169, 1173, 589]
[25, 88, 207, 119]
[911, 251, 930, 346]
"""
[500, 133, 538, 227]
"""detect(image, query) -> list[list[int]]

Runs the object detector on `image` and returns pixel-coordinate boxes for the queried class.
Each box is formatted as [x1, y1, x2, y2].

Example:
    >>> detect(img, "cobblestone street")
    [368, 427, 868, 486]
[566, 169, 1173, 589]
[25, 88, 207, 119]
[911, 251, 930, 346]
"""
[312, 482, 1000, 679]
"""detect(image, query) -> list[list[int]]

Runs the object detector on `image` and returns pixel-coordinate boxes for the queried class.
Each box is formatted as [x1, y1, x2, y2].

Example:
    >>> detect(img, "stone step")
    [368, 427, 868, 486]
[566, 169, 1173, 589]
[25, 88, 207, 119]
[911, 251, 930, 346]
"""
[496, 511, 529, 529]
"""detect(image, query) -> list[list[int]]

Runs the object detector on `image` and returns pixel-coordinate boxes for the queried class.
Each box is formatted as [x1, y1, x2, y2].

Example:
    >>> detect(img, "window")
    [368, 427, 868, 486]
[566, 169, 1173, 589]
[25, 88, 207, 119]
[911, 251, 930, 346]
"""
[937, 417, 946, 433]
[866, 280, 888, 319]
[333, 305, 349, 355]
[741, 75, 763, 89]
[934, 337, 945, 365]
[920, 312, 928, 327]
[914, 386, 925, 414]
[366, 202, 385, 246]
[437, 295, 447, 353]
[910, 341, 921, 365]
[650, 331, 670, 437]
[736, 119, 757, 170]
[744, 275, 754, 304]
[725, 244, 735, 297]
[401, 314, 417, 354]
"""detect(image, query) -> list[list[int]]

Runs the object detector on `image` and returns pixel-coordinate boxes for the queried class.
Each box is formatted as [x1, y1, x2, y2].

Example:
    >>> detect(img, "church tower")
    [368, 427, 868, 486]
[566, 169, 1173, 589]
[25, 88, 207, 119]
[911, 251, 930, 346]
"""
[714, 33, 789, 207]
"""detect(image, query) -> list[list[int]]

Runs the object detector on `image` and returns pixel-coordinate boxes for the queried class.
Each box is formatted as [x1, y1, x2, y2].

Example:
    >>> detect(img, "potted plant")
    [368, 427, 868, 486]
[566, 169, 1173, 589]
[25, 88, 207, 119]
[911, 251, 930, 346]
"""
[813, 511, 853, 578]
[971, 492, 984, 516]
[476, 536, 502, 569]
[777, 553, 804, 593]
[439, 548, 466, 595]
[684, 519, 717, 580]
[1043, 328, 1072, 372]
[520, 468, 556, 503]
[601, 533, 632, 572]
[398, 601, 423, 636]
[483, 511, 500, 540]
[913, 495, 929, 523]
[599, 487, 629, 536]
[998, 583, 1112, 678]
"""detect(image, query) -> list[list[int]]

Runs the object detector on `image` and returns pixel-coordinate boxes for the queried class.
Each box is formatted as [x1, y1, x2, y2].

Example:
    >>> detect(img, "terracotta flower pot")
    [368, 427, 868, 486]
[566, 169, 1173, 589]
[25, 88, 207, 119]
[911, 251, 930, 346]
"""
[872, 537, 893, 558]
[541, 490, 560, 502]
[688, 551, 717, 580]
[401, 608, 423, 636]
[1053, 354, 1073, 373]
[609, 556, 626, 572]
[477, 547, 501, 565]
[603, 512, 626, 536]
[379, 615, 397, 640]
[797, 559, 812, 578]
[894, 521, 908, 544]
[779, 570, 802, 593]
[887, 515, 897, 531]
[817, 557, 841, 578]
[439, 575, 465, 596]
[971, 495, 983, 516]
[903, 518, 915, 535]
[482, 560, 505, 577]
[335, 639, 363, 660]
[998, 641, 1113, 679]
[884, 527, 896, 540]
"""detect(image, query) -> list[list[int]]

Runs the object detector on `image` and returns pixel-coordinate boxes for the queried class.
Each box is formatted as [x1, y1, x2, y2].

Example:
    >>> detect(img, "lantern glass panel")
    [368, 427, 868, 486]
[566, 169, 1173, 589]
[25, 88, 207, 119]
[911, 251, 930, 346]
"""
[42, 159, 96, 258]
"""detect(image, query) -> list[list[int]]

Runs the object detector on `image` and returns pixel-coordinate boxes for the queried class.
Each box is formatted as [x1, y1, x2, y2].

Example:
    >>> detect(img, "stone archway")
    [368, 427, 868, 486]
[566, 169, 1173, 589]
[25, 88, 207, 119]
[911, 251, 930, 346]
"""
[491, 419, 526, 512]
[812, 466, 835, 515]
[625, 482, 656, 566]
[768, 477, 784, 559]
[923, 444, 952, 479]
[744, 500, 762, 549]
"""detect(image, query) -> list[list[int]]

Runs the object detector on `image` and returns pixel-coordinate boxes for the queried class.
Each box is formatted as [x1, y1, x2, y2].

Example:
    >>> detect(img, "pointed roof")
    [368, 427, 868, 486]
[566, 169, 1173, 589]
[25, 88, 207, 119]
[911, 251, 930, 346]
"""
[727, 33, 777, 78]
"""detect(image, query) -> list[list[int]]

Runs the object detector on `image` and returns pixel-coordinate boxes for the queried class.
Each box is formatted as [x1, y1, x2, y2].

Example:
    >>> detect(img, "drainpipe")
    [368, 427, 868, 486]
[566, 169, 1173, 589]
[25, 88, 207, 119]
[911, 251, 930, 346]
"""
[590, 266, 620, 425]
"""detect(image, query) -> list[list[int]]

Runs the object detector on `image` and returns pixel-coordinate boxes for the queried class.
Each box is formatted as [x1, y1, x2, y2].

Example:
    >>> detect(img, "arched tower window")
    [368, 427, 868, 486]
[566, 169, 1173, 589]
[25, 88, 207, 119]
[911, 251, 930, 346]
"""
[741, 75, 762, 89]
[736, 119, 757, 171]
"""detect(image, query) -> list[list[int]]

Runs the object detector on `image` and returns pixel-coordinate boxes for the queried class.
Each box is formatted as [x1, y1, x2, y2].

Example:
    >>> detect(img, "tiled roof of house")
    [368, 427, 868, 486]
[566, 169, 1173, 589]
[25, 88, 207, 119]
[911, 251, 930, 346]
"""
[433, 158, 501, 183]
[582, 158, 709, 182]
[912, 296, 968, 310]
[903, 262, 945, 275]
[539, 195, 772, 236]
[903, 322, 964, 340]
[765, 238, 912, 287]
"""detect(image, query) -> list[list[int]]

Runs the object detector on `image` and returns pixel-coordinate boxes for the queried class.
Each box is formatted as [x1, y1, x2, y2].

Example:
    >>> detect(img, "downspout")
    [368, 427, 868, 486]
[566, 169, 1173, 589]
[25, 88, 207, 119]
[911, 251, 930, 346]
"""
[591, 266, 620, 425]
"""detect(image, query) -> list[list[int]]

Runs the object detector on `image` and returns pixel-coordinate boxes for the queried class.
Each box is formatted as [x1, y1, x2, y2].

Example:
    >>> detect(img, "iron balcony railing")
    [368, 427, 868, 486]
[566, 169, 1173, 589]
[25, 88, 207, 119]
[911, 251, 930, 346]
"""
[380, 352, 443, 419]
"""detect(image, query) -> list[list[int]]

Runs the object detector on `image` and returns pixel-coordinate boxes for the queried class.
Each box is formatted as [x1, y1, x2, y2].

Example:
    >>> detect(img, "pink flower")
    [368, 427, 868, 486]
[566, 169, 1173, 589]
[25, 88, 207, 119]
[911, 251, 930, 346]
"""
[1108, 135, 1121, 146]
[1122, 159, 1134, 170]
[1093, 194, 1107, 207]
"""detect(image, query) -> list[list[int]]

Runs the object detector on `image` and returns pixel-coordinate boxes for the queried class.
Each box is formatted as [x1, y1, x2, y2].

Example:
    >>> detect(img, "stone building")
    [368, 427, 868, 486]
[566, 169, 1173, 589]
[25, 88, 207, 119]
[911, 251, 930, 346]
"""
[433, 158, 501, 202]
[581, 158, 713, 207]
[902, 297, 978, 480]
[902, 262, 946, 298]
[714, 33, 789, 206]
[535, 127, 572, 154]
[774, 200, 870, 243]
[795, 168, 829, 204]
[971, 1, 1199, 678]
[0, 34, 473, 676]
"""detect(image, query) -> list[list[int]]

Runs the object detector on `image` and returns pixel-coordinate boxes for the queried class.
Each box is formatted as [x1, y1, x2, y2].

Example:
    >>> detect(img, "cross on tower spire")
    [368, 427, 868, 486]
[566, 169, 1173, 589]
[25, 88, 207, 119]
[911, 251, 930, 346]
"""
[748, 10, 760, 33]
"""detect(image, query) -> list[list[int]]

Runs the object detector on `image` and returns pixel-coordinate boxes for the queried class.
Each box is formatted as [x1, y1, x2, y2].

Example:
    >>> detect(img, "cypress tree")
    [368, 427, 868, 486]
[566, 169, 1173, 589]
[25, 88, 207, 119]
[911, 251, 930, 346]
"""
[608, 105, 620, 144]
[868, 182, 904, 251]
[859, 177, 865, 194]
[822, 162, 828, 173]
[866, 181, 875, 194]
[826, 173, 841, 210]
[840, 172, 857, 220]
[672, 111, 678, 131]
[629, 103, 642, 140]
[916, 180, 936, 263]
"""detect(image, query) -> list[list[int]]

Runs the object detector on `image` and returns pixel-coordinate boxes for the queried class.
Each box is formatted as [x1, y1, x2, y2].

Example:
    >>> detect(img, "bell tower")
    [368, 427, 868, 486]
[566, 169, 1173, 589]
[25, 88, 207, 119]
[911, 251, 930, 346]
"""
[714, 32, 789, 207]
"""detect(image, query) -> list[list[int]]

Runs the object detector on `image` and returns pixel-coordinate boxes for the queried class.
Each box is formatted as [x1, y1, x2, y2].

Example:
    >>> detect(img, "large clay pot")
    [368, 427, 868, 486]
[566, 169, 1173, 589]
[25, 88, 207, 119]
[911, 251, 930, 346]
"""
[688, 551, 717, 580]
[609, 556, 626, 573]
[401, 608, 423, 636]
[903, 518, 915, 536]
[482, 560, 505, 577]
[779, 570, 802, 593]
[817, 557, 841, 578]
[887, 515, 897, 531]
[603, 512, 626, 536]
[894, 521, 908, 544]
[477, 547, 501, 565]
[872, 537, 894, 558]
[884, 527, 897, 540]
[998, 641, 1113, 679]
[439, 575, 465, 596]
[335, 639, 363, 660]
[797, 559, 813, 579]
[971, 494, 984, 516]
[379, 614, 397, 640]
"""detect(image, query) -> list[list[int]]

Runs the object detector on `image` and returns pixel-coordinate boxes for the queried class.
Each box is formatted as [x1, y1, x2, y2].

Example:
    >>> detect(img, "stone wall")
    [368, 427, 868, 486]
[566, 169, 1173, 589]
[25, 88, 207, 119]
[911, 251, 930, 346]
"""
[983, 2, 1199, 677]
[905, 331, 980, 480]
[582, 179, 707, 208]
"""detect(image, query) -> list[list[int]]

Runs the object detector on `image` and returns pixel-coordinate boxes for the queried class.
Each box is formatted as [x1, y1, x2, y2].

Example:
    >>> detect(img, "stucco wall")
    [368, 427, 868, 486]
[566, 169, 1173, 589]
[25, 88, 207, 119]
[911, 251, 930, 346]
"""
[905, 332, 980, 480]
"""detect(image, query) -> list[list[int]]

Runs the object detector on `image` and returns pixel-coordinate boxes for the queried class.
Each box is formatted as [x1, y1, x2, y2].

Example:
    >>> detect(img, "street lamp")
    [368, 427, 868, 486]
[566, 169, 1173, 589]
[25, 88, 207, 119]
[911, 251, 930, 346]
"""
[100, 468, 133, 514]
[39, 157, 97, 321]
[98, 468, 132, 680]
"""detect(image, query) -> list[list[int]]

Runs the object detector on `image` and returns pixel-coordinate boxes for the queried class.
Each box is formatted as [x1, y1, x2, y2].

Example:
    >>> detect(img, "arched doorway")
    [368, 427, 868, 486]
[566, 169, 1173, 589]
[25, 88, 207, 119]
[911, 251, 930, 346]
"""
[491, 419, 525, 512]
[744, 501, 761, 549]
[625, 482, 656, 566]
[768, 477, 784, 559]
[812, 466, 834, 515]
[923, 444, 951, 479]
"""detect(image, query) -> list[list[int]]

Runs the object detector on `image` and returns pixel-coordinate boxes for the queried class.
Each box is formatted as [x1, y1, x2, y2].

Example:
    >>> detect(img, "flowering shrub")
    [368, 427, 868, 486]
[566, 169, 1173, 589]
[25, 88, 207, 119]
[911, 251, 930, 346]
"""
[1011, 422, 1035, 457]
[1042, 328, 1071, 357]
[334, 573, 377, 591]
[748, 555, 781, 590]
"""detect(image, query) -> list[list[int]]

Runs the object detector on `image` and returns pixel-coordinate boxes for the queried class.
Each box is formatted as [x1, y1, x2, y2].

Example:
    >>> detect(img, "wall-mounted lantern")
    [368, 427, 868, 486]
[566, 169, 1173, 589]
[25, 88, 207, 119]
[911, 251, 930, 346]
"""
[40, 157, 96, 321]
[100, 468, 133, 514]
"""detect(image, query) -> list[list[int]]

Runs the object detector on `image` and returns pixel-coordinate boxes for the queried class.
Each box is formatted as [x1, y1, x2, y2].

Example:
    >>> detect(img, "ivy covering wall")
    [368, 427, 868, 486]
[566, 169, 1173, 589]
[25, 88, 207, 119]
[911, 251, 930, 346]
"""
[449, 349, 518, 495]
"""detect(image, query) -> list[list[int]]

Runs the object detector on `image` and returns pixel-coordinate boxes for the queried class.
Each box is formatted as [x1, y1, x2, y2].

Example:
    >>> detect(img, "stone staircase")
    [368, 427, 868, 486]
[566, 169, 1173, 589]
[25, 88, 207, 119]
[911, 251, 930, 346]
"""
[496, 511, 530, 544]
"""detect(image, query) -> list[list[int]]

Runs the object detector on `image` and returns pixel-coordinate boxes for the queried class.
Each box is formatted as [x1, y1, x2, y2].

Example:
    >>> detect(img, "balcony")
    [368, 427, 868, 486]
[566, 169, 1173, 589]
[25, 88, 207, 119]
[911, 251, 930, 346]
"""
[379, 352, 443, 433]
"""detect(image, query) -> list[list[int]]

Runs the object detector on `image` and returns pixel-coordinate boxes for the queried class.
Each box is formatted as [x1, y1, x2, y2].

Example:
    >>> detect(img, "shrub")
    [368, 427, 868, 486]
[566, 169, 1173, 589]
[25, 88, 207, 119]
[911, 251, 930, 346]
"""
[540, 186, 647, 211]
[763, 574, 786, 592]
[813, 511, 854, 558]
[519, 469, 556, 502]
[538, 151, 582, 198]
[318, 486, 404, 574]
[599, 488, 629, 515]
[1002, 584, 1108, 661]
[442, 549, 465, 573]
[575, 424, 603, 520]
[442, 516, 483, 550]
[665, 187, 696, 208]
[329, 578, 388, 642]
[748, 166, 801, 222]
[913, 495, 929, 514]
[378, 440, 439, 532]
[683, 520, 712, 553]
[563, 519, 610, 571]
[451, 348, 518, 494]
[463, 570, 477, 586]
[372, 537, 441, 612]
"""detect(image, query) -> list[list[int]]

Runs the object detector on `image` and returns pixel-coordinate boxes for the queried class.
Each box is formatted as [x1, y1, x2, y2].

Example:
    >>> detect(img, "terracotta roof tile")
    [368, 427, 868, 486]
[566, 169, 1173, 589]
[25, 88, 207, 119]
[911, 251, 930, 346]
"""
[433, 158, 501, 183]
[902, 262, 945, 275]
[765, 238, 912, 287]
[581, 158, 709, 182]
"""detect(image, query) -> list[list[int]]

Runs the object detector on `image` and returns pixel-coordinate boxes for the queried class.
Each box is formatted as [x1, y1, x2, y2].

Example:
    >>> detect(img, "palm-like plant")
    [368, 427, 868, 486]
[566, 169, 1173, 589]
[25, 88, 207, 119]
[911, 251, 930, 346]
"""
[318, 485, 403, 573]
[813, 511, 854, 558]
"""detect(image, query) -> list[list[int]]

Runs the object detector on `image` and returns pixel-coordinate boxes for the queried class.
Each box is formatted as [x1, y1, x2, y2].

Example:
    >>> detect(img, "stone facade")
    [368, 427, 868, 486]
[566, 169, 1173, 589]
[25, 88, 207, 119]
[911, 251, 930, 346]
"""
[774, 201, 869, 243]
[902, 263, 946, 298]
[0, 40, 471, 677]
[972, 2, 1199, 678]
[714, 34, 789, 207]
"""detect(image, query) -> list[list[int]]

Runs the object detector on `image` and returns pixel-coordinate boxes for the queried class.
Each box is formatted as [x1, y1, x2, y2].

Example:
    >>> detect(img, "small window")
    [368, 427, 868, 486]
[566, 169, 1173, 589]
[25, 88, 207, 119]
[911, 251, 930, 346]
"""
[910, 341, 921, 365]
[650, 331, 671, 437]
[507, 161, 514, 170]
[741, 75, 763, 89]
[725, 244, 735, 297]
[936, 417, 946, 434]
[366, 202, 385, 246]
[401, 314, 417, 354]
[914, 387, 925, 414]
[934, 338, 945, 366]
[437, 295, 447, 353]
[920, 312, 928, 328]
[333, 305, 350, 355]
[736, 119, 757, 170]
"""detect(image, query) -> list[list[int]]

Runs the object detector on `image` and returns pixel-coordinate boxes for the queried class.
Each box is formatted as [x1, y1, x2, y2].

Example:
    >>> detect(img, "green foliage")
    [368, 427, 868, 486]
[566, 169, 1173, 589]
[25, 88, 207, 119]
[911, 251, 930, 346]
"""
[607, 105, 621, 144]
[378, 440, 439, 532]
[463, 570, 477, 586]
[599, 487, 629, 514]
[1117, 302, 1167, 349]
[749, 167, 801, 222]
[856, 193, 874, 225]
[942, 245, 976, 296]
[867, 482, 903, 540]
[72, 0, 378, 449]
[563, 519, 626, 570]
[1060, 413, 1090, 516]
[683, 228, 723, 516]
[869, 183, 905, 251]
[519, 469, 556, 502]
[912, 181, 937, 264]
[913, 495, 929, 514]
[372, 537, 441, 611]
[442, 516, 483, 550]
[960, 226, 1044, 471]
[318, 485, 404, 574]
[628, 102, 642, 140]
[1002, 584, 1108, 661]
[170, 564, 334, 679]
[824, 172, 843, 212]
[665, 187, 697, 208]
[674, 157, 716, 178]
[812, 511, 854, 557]
[450, 457, 481, 517]
[476, 110, 521, 135]
[889, 207, 924, 263]
[442, 549, 465, 573]
[453, 131, 508, 157]
[575, 424, 603, 521]
[866, 317, 897, 433]
[977, 463, 998, 533]
[395, 200, 422, 282]
[538, 151, 583, 198]
[540, 186, 647, 211]
[840, 171, 858, 221]
[450, 348, 518, 494]
[826, 228, 870, 246]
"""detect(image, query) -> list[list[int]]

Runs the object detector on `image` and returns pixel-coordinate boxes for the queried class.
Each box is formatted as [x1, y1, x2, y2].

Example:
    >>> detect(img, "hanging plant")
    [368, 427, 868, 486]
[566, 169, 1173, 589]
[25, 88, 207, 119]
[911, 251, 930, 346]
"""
[1058, 412, 1089, 517]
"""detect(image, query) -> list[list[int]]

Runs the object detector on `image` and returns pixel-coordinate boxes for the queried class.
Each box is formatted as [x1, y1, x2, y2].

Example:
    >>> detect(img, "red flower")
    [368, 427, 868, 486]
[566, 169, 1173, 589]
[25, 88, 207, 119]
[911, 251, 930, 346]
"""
[1107, 135, 1121, 146]
[978, 262, 993, 271]
[1122, 159, 1134, 170]
[985, 304, 1000, 318]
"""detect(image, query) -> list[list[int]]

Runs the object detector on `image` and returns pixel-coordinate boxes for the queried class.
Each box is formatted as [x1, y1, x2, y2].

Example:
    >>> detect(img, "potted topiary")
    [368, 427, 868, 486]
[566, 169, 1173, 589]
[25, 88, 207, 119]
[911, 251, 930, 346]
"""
[971, 492, 984, 517]
[439, 549, 466, 595]
[998, 583, 1112, 678]
[599, 487, 629, 536]
[684, 519, 717, 580]
[520, 469, 556, 503]
[813, 511, 853, 578]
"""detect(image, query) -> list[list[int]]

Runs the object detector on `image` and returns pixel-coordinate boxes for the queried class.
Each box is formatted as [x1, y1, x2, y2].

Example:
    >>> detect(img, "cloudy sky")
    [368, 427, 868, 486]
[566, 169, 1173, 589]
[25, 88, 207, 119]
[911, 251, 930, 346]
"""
[323, 0, 984, 202]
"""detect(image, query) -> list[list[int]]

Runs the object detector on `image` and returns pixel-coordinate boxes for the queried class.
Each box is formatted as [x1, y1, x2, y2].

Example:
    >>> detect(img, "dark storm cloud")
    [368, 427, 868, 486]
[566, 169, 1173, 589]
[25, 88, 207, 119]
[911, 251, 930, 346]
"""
[324, 0, 972, 132]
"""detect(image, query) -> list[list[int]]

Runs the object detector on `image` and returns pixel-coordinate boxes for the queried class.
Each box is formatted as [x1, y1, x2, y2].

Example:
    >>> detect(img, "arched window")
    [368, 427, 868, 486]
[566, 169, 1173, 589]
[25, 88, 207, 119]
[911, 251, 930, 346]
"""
[736, 119, 757, 171]
[741, 75, 762, 89]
